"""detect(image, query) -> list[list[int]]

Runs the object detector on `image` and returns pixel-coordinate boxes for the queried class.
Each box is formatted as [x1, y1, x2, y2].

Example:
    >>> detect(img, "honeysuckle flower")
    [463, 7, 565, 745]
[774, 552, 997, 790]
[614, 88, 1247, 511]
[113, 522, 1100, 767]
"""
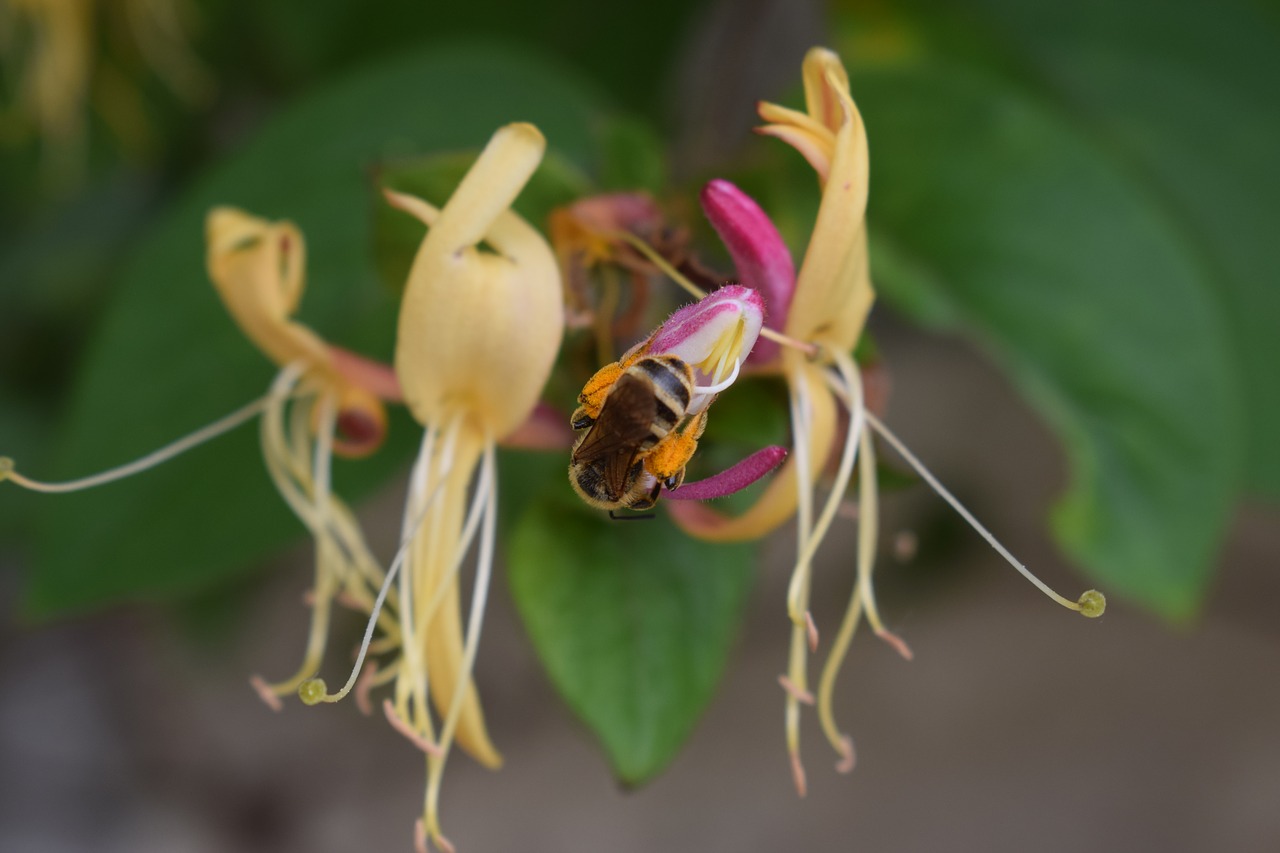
[203, 207, 413, 711]
[0, 202, 408, 722]
[648, 47, 1104, 796]
[297, 122, 564, 853]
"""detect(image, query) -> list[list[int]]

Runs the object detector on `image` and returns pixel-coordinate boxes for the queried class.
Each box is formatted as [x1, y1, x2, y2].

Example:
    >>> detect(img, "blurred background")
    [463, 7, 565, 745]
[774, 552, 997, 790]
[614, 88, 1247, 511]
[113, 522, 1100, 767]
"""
[2, 0, 1278, 851]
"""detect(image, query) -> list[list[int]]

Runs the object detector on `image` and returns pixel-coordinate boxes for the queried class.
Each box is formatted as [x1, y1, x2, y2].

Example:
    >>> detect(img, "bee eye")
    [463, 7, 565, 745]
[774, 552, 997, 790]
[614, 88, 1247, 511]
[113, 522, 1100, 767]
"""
[571, 415, 594, 431]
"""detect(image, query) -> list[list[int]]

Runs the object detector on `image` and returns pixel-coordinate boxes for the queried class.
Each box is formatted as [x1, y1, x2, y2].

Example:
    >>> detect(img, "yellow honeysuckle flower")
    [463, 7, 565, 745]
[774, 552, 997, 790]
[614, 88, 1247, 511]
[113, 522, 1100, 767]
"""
[299, 122, 565, 853]
[635, 47, 1104, 798]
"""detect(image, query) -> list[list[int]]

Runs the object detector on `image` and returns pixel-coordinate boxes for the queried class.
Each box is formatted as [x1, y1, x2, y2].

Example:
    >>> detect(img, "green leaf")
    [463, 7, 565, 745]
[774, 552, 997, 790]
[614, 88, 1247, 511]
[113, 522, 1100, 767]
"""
[24, 44, 609, 617]
[841, 55, 1240, 618]
[934, 0, 1280, 499]
[507, 486, 754, 785]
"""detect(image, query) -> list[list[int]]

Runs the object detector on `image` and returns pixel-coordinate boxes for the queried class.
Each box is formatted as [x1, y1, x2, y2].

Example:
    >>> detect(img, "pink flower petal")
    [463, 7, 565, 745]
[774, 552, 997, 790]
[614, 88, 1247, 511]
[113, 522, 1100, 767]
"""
[664, 445, 788, 501]
[328, 345, 403, 402]
[700, 180, 795, 363]
[499, 401, 575, 450]
[648, 284, 764, 370]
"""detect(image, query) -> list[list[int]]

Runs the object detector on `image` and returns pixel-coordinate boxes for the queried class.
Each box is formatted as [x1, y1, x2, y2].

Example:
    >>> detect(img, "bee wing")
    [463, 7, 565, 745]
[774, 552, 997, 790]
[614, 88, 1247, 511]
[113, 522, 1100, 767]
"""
[571, 374, 656, 497]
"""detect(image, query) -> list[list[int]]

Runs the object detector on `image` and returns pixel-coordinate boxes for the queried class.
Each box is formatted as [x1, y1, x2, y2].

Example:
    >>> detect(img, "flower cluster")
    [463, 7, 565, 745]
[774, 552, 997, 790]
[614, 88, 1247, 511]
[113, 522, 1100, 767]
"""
[0, 45, 1108, 852]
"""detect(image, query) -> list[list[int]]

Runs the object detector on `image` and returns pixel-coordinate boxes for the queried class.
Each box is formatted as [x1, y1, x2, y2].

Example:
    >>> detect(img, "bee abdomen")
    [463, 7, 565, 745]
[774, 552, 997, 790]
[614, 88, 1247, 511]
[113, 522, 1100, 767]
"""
[631, 356, 692, 438]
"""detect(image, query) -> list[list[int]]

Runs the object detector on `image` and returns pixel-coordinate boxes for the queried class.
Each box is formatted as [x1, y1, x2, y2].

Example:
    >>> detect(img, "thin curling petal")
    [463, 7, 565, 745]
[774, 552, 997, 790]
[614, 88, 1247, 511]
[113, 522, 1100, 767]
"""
[206, 207, 331, 372]
[206, 207, 391, 457]
[760, 49, 874, 353]
[664, 445, 787, 501]
[700, 180, 795, 364]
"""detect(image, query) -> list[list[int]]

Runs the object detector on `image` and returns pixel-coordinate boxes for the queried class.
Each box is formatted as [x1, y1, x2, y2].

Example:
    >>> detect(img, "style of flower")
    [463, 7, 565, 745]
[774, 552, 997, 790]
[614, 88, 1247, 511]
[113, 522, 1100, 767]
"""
[654, 47, 1105, 795]
[296, 122, 566, 853]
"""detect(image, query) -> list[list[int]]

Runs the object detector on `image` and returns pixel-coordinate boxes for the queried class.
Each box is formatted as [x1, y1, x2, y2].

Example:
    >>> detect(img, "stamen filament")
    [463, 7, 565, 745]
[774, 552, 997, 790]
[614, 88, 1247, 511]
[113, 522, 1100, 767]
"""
[823, 353, 909, 657]
[2, 392, 274, 493]
[302, 430, 461, 705]
[863, 411, 1104, 617]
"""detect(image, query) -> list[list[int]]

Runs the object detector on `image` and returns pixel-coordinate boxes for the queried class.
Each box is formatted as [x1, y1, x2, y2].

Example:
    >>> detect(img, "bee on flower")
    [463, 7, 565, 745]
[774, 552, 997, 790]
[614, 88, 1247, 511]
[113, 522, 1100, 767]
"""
[607, 47, 1105, 795]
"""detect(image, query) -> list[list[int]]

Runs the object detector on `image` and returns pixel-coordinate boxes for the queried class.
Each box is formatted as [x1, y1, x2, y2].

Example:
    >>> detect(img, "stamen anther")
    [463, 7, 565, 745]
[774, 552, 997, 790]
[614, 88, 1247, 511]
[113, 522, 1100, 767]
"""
[805, 611, 819, 652]
[778, 674, 815, 705]
[0, 457, 13, 481]
[383, 699, 443, 757]
[249, 675, 284, 712]
[790, 750, 808, 798]
[835, 734, 856, 774]
[355, 663, 379, 716]
[875, 628, 914, 661]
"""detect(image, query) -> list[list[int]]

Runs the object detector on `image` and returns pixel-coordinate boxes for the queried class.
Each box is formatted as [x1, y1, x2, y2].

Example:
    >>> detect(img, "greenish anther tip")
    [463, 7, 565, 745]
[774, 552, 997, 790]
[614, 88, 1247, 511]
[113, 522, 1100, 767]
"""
[298, 678, 327, 705]
[1077, 589, 1106, 618]
[0, 457, 13, 481]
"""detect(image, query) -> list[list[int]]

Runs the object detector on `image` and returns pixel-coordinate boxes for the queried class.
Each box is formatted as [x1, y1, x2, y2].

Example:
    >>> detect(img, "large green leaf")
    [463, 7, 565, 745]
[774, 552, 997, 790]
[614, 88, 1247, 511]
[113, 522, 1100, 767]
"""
[934, 0, 1280, 500]
[24, 44, 608, 616]
[506, 478, 754, 785]
[839, 54, 1240, 618]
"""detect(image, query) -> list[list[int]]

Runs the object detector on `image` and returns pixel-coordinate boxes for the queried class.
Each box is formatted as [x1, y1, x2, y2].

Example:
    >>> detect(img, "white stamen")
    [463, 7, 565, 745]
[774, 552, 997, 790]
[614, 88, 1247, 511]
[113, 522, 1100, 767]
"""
[2, 374, 292, 493]
[311, 433, 460, 704]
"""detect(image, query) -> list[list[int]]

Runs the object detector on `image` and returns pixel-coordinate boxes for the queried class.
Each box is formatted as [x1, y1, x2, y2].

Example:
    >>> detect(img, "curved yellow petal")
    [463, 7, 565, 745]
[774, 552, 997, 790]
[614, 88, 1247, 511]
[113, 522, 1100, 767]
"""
[205, 206, 332, 373]
[783, 61, 874, 352]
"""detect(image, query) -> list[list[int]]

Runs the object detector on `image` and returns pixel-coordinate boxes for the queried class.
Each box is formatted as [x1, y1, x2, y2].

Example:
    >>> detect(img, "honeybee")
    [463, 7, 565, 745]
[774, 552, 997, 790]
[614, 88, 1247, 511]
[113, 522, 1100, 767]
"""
[569, 353, 708, 512]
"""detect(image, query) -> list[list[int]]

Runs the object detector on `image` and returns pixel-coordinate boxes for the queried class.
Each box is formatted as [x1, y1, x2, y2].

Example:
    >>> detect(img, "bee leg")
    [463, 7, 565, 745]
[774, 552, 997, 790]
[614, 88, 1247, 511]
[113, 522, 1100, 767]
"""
[576, 362, 625, 422]
[645, 410, 708, 493]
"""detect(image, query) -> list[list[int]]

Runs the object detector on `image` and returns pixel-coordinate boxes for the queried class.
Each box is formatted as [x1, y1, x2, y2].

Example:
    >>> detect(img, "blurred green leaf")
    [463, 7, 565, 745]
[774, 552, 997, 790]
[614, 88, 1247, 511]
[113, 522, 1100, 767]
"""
[924, 0, 1280, 500]
[595, 116, 668, 194]
[507, 488, 753, 785]
[25, 44, 609, 617]
[834, 48, 1239, 618]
